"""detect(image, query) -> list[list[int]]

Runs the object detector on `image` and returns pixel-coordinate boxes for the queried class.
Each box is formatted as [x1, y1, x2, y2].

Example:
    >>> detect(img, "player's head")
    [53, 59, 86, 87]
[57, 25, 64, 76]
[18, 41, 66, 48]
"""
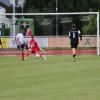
[19, 30, 24, 34]
[71, 24, 76, 30]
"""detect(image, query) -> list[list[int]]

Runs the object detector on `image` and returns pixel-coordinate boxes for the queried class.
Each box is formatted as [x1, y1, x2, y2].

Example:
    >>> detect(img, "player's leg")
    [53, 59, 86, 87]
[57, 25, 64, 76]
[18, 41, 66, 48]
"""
[72, 48, 76, 62]
[17, 45, 20, 49]
[35, 48, 47, 60]
[39, 51, 47, 60]
[35, 52, 40, 58]
[71, 42, 77, 62]
[21, 43, 25, 61]
[26, 48, 32, 59]
[0, 38, 2, 48]
[21, 42, 30, 60]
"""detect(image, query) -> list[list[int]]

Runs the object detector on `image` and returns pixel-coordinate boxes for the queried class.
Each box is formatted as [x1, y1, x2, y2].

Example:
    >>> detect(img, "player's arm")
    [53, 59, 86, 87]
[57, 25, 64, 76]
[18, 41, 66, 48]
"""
[28, 42, 35, 48]
[26, 29, 29, 36]
[78, 30, 82, 41]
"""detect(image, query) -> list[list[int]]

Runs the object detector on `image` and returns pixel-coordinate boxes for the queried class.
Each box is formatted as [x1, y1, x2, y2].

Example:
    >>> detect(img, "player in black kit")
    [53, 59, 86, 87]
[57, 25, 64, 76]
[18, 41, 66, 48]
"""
[68, 24, 82, 62]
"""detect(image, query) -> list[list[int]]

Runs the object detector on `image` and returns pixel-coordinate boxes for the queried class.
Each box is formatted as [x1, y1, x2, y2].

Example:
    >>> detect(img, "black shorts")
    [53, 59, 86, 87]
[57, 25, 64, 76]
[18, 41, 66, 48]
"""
[17, 43, 28, 51]
[70, 41, 78, 48]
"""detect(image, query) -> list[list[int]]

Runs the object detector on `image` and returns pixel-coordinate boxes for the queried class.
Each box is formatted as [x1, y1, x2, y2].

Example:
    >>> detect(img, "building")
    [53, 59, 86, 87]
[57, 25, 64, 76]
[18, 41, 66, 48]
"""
[0, 0, 25, 13]
[0, 0, 12, 13]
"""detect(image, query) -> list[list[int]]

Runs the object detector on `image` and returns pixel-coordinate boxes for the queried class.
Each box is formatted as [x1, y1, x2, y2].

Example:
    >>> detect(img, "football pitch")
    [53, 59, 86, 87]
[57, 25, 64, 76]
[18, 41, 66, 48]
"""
[0, 55, 100, 100]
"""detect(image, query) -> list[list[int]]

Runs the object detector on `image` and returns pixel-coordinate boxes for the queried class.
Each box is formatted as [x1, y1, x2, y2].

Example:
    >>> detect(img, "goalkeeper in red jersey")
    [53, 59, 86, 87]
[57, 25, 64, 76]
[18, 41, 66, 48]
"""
[26, 35, 47, 60]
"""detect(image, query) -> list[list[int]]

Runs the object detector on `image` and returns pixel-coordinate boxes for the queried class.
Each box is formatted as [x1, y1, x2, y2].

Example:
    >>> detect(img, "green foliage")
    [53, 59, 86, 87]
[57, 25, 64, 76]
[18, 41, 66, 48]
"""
[4, 28, 10, 36]
[58, 0, 89, 12]
[24, 0, 100, 12]
[24, 0, 53, 13]
[82, 16, 96, 35]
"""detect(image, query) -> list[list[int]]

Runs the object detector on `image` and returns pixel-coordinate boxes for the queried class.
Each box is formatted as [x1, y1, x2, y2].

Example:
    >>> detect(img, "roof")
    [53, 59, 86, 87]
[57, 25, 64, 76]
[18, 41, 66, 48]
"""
[0, 0, 11, 6]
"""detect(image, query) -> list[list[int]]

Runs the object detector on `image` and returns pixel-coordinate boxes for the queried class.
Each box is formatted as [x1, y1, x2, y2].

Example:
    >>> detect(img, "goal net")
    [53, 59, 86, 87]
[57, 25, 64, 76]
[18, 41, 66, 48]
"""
[0, 12, 99, 55]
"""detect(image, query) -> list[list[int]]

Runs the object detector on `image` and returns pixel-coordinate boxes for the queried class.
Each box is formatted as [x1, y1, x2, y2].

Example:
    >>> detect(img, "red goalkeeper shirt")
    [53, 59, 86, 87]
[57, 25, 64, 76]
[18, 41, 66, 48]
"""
[29, 38, 40, 53]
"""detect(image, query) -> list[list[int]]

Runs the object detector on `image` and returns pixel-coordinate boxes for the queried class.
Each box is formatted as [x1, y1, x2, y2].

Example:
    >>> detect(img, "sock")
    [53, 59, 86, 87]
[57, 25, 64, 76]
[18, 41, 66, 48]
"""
[26, 52, 29, 58]
[40, 53, 42, 57]
[22, 51, 24, 60]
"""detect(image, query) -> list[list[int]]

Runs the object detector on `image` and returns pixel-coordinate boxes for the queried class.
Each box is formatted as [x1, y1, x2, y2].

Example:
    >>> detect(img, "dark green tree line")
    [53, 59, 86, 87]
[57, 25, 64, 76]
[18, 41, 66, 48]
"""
[24, 0, 100, 12]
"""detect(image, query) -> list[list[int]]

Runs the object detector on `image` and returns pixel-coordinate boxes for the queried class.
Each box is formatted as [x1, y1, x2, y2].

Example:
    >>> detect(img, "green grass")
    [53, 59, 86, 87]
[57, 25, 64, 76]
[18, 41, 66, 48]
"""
[0, 55, 100, 100]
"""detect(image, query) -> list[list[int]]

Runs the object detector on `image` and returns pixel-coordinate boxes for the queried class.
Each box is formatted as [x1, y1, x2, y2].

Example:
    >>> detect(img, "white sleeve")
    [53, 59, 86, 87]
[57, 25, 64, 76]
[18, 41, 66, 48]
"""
[69, 31, 71, 37]
[78, 30, 81, 34]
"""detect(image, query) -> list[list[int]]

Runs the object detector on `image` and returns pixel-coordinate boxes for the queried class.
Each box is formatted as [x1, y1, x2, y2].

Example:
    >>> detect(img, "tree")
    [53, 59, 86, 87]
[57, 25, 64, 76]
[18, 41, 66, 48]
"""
[82, 16, 97, 35]
[58, 0, 100, 12]
[24, 0, 54, 13]
[24, 0, 100, 13]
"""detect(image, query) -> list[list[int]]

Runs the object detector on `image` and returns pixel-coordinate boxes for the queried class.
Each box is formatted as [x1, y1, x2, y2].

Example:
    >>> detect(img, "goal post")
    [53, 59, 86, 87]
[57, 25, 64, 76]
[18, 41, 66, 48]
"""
[0, 12, 99, 55]
[97, 12, 99, 55]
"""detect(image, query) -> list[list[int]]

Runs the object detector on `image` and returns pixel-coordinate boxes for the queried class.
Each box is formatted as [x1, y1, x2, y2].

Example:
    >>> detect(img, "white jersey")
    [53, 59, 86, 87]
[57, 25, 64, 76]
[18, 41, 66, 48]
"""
[15, 33, 24, 45]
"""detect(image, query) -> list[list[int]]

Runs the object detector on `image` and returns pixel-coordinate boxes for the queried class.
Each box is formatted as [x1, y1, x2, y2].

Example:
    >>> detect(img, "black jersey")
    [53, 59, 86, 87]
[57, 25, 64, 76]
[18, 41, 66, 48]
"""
[69, 29, 81, 42]
[69, 29, 82, 48]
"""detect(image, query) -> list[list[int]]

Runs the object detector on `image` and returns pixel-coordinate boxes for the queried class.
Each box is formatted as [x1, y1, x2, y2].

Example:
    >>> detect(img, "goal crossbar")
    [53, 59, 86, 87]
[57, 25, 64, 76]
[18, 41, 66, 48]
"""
[0, 12, 99, 15]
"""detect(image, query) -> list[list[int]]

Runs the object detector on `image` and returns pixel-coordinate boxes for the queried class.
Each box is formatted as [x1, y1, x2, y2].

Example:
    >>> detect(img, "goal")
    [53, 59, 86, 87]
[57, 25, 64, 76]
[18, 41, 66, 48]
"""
[0, 12, 99, 55]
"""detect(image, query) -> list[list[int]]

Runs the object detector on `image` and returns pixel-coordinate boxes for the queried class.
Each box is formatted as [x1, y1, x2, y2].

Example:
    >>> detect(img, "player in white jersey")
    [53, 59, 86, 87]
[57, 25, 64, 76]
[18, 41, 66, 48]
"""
[15, 31, 28, 61]
[15, 32, 24, 49]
